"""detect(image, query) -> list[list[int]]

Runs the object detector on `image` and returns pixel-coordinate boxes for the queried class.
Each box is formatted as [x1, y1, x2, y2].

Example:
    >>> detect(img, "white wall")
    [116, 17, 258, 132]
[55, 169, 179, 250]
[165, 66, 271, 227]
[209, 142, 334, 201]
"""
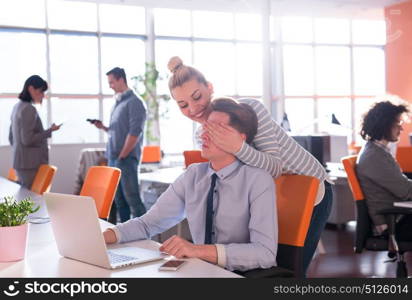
[0, 143, 105, 194]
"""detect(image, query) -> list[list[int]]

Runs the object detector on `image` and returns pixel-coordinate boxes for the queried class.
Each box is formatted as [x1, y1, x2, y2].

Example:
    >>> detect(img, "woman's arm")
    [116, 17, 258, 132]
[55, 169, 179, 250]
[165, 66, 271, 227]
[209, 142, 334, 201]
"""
[8, 125, 13, 146]
[19, 105, 52, 147]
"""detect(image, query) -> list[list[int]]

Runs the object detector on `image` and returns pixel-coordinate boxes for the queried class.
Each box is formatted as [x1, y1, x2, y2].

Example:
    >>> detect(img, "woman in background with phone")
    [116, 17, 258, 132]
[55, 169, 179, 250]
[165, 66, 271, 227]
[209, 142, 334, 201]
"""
[9, 75, 61, 188]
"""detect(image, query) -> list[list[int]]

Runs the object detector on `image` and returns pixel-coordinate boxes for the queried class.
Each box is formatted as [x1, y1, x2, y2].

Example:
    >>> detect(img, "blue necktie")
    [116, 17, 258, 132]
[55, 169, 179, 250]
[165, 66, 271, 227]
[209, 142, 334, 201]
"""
[205, 173, 218, 244]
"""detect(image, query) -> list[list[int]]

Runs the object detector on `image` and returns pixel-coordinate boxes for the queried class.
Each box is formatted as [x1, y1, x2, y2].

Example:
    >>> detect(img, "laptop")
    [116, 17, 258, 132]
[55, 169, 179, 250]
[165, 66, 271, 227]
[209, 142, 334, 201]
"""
[44, 192, 165, 269]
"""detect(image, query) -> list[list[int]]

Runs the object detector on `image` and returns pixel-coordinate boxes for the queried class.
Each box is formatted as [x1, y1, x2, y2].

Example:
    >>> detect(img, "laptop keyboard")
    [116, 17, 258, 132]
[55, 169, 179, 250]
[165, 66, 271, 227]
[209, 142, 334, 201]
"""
[107, 251, 137, 264]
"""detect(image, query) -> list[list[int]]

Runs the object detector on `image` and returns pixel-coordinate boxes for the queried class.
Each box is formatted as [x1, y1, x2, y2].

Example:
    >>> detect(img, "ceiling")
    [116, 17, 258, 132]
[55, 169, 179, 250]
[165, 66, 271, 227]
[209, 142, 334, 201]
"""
[70, 0, 407, 18]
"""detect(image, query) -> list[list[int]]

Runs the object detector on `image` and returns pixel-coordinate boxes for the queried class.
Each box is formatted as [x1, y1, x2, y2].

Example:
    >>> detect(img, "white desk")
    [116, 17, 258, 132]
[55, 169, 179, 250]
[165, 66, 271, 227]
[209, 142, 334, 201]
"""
[0, 177, 47, 220]
[140, 166, 184, 185]
[0, 177, 240, 278]
[325, 162, 356, 226]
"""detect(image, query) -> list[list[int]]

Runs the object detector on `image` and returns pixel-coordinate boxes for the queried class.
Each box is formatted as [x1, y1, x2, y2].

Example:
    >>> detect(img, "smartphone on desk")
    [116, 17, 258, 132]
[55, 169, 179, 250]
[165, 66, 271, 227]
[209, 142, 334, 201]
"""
[158, 260, 186, 271]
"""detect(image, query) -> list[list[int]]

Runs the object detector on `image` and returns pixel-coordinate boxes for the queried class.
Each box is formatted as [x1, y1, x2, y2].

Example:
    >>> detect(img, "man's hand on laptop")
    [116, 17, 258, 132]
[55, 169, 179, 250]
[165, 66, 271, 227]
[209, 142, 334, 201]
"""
[103, 229, 118, 244]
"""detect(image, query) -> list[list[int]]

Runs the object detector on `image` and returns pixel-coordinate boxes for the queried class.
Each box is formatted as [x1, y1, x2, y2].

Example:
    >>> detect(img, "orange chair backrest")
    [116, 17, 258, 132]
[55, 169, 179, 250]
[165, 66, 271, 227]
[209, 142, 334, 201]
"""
[396, 146, 412, 173]
[7, 168, 18, 182]
[80, 166, 121, 219]
[142, 146, 162, 163]
[353, 146, 361, 154]
[275, 175, 319, 247]
[183, 150, 208, 168]
[31, 164, 57, 195]
[348, 142, 361, 154]
[341, 155, 365, 201]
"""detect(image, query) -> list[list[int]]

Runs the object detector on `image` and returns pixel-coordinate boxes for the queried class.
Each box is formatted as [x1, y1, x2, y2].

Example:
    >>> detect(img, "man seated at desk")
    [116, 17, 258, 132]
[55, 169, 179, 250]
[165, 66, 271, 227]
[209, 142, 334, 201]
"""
[103, 98, 278, 272]
[356, 101, 412, 240]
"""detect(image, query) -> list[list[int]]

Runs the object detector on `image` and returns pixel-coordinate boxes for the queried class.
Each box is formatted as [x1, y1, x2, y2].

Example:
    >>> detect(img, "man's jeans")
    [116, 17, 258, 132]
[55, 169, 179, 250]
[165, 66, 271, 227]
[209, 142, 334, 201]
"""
[108, 156, 146, 223]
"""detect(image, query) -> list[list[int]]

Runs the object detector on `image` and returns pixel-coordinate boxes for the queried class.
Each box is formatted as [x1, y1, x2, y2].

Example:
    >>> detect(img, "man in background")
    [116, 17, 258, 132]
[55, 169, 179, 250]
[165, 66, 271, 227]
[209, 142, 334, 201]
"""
[92, 67, 147, 223]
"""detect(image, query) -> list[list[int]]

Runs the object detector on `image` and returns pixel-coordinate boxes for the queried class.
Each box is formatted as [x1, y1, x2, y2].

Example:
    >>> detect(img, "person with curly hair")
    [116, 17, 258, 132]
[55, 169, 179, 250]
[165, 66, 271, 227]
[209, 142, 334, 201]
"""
[356, 101, 412, 240]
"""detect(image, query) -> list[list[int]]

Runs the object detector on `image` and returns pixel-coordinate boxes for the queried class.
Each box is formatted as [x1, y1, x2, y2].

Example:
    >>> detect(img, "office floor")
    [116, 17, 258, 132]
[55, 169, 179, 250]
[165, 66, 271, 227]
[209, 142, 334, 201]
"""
[307, 223, 412, 278]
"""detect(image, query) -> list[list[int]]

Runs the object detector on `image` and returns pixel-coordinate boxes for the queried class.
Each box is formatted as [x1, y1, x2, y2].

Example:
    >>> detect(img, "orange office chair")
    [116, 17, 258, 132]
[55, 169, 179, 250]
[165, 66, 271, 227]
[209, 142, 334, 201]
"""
[239, 174, 320, 278]
[183, 150, 208, 168]
[353, 146, 362, 154]
[396, 146, 412, 173]
[341, 155, 412, 277]
[7, 168, 18, 182]
[142, 146, 162, 163]
[348, 142, 361, 155]
[80, 166, 121, 219]
[31, 164, 57, 195]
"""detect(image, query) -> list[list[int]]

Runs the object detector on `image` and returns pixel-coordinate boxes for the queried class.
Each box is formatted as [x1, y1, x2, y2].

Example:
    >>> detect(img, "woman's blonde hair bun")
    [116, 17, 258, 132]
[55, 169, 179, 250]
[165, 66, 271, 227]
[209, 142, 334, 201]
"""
[167, 56, 184, 73]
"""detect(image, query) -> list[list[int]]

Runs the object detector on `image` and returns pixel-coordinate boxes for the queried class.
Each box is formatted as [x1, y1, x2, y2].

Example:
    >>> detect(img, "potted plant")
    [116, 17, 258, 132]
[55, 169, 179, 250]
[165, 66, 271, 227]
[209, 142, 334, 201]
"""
[0, 196, 39, 262]
[132, 62, 170, 146]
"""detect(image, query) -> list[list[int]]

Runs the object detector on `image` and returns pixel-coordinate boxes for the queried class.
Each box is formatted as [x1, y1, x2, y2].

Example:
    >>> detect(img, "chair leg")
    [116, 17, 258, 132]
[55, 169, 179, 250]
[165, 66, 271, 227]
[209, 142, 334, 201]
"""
[396, 260, 408, 278]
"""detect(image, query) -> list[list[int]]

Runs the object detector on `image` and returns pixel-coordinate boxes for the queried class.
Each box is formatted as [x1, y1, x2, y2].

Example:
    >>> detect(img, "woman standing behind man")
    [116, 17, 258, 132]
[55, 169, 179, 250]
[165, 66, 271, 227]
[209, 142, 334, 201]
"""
[167, 57, 333, 275]
[9, 75, 61, 188]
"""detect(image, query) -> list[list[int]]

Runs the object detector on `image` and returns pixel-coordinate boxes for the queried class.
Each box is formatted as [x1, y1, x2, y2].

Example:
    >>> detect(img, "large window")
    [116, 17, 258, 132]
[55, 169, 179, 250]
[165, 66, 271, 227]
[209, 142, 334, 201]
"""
[49, 34, 99, 94]
[316, 46, 351, 96]
[284, 98, 315, 134]
[283, 45, 314, 96]
[159, 102, 194, 154]
[154, 8, 191, 37]
[0, 0, 146, 145]
[100, 37, 145, 94]
[154, 9, 264, 153]
[236, 43, 262, 95]
[354, 97, 378, 140]
[281, 17, 313, 43]
[0, 0, 387, 151]
[0, 99, 17, 146]
[194, 41, 236, 96]
[51, 98, 100, 143]
[192, 11, 234, 39]
[281, 17, 386, 142]
[47, 0, 97, 31]
[99, 4, 145, 34]
[0, 0, 45, 28]
[155, 39, 192, 95]
[235, 13, 262, 41]
[353, 47, 385, 95]
[317, 98, 351, 135]
[0, 31, 47, 93]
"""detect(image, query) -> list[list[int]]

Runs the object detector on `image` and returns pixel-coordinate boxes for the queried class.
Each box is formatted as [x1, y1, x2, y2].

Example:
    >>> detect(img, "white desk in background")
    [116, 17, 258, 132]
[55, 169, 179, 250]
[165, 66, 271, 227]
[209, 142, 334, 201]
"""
[325, 162, 356, 227]
[0, 177, 240, 278]
[140, 166, 184, 185]
[140, 167, 189, 241]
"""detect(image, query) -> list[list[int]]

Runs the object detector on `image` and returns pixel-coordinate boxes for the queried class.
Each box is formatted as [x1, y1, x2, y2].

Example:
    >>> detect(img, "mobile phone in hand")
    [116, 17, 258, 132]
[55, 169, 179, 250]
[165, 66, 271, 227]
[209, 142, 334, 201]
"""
[86, 118, 99, 124]
[158, 260, 186, 271]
